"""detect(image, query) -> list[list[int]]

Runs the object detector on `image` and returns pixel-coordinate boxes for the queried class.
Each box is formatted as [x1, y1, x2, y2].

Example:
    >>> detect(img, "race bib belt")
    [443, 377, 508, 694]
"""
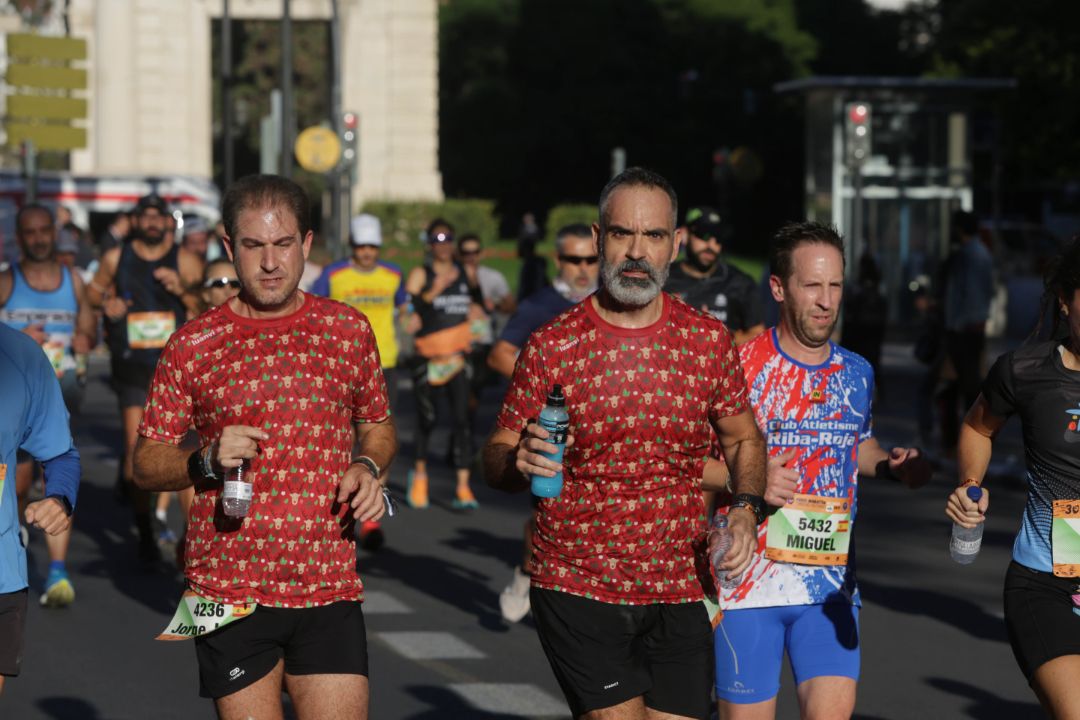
[156, 590, 256, 641]
[127, 311, 176, 349]
[1051, 500, 1080, 577]
[43, 341, 66, 377]
[765, 493, 852, 566]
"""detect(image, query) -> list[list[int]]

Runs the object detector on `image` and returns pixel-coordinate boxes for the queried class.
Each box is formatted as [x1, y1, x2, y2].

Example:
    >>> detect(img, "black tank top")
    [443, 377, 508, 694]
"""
[415, 264, 476, 339]
[105, 242, 187, 385]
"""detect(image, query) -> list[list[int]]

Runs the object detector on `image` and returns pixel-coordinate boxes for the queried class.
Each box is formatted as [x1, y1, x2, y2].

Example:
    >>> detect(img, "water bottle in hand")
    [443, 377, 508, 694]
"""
[950, 485, 984, 564]
[531, 385, 569, 498]
[711, 514, 743, 591]
[222, 463, 253, 518]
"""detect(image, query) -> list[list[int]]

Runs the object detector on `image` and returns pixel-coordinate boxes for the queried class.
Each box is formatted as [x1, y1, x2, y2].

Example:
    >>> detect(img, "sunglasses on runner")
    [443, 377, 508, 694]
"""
[559, 254, 599, 266]
[203, 277, 241, 289]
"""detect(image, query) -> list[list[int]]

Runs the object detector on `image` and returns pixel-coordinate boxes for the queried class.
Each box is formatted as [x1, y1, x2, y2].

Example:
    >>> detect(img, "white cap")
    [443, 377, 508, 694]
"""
[350, 214, 382, 247]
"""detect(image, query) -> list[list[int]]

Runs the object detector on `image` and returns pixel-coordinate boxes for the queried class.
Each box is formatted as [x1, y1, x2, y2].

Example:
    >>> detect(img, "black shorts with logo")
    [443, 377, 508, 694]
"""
[530, 587, 713, 719]
[194, 600, 368, 699]
[1004, 561, 1080, 681]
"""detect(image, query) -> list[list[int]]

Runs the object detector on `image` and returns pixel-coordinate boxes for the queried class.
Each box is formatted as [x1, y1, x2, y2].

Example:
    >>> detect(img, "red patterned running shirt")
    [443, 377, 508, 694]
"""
[496, 293, 749, 604]
[139, 293, 390, 608]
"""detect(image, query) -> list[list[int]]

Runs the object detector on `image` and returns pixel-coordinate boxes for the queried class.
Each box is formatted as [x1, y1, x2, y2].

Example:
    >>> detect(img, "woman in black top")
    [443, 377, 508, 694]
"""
[946, 237, 1080, 717]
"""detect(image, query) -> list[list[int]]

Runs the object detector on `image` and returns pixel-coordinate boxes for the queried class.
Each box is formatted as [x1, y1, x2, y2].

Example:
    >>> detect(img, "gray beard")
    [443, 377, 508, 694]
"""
[600, 258, 668, 307]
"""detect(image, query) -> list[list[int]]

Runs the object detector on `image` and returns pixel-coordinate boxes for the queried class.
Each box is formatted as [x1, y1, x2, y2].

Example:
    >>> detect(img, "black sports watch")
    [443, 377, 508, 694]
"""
[730, 493, 766, 525]
[47, 495, 73, 517]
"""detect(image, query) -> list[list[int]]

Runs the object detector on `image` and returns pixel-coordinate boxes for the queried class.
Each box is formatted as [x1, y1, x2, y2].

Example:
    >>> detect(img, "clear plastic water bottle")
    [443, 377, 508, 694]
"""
[950, 485, 984, 564]
[711, 514, 743, 591]
[222, 463, 252, 518]
[531, 385, 569, 498]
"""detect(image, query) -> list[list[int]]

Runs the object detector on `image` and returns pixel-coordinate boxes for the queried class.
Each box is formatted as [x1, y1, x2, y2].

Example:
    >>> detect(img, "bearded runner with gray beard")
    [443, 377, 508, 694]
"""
[88, 194, 204, 565]
[484, 167, 767, 720]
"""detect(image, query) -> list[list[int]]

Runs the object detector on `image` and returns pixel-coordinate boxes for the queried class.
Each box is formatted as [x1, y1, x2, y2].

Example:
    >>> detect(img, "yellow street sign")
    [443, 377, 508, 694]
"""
[294, 126, 341, 173]
[7, 95, 87, 121]
[6, 63, 87, 91]
[7, 33, 87, 62]
[4, 121, 86, 151]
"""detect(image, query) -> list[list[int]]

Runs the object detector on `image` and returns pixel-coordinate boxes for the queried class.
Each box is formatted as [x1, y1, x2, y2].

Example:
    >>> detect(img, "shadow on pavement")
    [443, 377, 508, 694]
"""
[858, 580, 1007, 642]
[36, 697, 105, 720]
[67, 479, 185, 615]
[926, 677, 1043, 719]
[404, 684, 568, 720]
[361, 543, 507, 632]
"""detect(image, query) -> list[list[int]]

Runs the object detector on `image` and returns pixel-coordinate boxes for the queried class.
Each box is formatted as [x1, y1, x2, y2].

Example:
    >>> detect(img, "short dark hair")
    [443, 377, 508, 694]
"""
[555, 223, 592, 253]
[598, 167, 678, 233]
[426, 217, 455, 239]
[221, 174, 310, 241]
[457, 232, 481, 251]
[769, 221, 846, 284]
[202, 258, 235, 284]
[15, 203, 54, 231]
[1044, 236, 1080, 338]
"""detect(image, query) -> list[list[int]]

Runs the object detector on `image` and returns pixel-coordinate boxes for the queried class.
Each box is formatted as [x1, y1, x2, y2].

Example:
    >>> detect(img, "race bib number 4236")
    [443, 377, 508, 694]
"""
[765, 493, 852, 566]
[156, 590, 255, 641]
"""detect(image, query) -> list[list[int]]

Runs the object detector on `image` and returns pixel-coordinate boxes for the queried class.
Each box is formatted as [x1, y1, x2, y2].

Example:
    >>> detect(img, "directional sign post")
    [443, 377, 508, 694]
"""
[4, 32, 89, 152]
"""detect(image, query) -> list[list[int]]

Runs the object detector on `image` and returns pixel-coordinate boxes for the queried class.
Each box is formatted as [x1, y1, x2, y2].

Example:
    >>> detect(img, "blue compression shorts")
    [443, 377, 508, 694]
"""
[714, 602, 860, 704]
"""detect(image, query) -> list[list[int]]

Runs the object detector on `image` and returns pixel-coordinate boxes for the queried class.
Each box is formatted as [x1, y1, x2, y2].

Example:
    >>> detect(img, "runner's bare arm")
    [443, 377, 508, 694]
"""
[338, 417, 398, 521]
[857, 436, 932, 488]
[176, 248, 206, 315]
[87, 247, 120, 308]
[0, 267, 12, 307]
[132, 436, 198, 491]
[713, 409, 766, 497]
[354, 416, 398, 482]
[945, 395, 1003, 526]
[70, 272, 99, 351]
[484, 427, 530, 493]
[487, 340, 520, 379]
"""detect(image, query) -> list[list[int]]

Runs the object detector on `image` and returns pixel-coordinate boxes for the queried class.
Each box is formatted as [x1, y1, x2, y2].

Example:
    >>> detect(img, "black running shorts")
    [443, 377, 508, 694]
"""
[194, 600, 368, 699]
[1004, 560, 1080, 682]
[530, 587, 713, 719]
[0, 589, 28, 677]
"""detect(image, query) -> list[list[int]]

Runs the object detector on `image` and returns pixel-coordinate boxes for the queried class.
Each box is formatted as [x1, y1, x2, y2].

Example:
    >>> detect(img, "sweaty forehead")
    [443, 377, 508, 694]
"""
[790, 243, 845, 279]
[236, 204, 300, 238]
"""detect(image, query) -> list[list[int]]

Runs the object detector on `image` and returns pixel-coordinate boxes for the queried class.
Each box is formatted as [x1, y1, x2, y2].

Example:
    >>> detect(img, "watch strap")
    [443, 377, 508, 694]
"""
[731, 493, 766, 525]
[353, 455, 381, 480]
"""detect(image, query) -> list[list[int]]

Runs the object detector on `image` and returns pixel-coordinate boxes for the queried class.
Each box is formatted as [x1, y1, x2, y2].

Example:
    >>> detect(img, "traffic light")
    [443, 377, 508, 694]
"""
[845, 102, 872, 166]
[341, 111, 359, 181]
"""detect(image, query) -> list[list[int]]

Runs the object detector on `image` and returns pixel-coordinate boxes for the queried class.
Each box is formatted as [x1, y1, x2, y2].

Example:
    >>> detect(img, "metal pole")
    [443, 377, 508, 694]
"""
[222, 0, 234, 188]
[280, 0, 293, 178]
[329, 0, 344, 258]
[22, 140, 37, 204]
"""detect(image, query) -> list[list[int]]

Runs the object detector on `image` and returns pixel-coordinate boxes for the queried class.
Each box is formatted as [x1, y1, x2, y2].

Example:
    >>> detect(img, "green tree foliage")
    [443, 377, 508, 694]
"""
[906, 0, 1080, 187]
[439, 0, 820, 255]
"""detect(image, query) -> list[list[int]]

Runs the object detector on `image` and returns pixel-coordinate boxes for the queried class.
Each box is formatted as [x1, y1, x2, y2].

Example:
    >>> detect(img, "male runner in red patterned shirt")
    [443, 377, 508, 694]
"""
[484, 167, 768, 720]
[133, 174, 397, 720]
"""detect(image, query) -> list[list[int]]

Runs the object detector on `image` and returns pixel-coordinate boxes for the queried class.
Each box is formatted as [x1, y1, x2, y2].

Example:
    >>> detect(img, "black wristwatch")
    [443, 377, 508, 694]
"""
[47, 495, 73, 517]
[730, 493, 766, 525]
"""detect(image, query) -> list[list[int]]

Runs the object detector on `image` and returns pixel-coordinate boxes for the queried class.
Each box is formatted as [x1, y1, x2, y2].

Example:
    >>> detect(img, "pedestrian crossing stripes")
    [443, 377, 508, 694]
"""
[448, 683, 569, 718]
[375, 631, 485, 659]
[361, 590, 413, 614]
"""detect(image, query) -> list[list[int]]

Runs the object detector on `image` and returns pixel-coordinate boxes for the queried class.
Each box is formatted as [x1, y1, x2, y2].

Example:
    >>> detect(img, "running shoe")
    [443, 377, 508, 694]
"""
[452, 485, 479, 510]
[406, 470, 429, 509]
[158, 525, 179, 546]
[499, 565, 531, 623]
[359, 520, 385, 551]
[40, 568, 75, 608]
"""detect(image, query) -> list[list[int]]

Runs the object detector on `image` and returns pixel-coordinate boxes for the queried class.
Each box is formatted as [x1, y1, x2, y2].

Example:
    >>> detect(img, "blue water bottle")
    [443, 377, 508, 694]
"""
[531, 385, 569, 498]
